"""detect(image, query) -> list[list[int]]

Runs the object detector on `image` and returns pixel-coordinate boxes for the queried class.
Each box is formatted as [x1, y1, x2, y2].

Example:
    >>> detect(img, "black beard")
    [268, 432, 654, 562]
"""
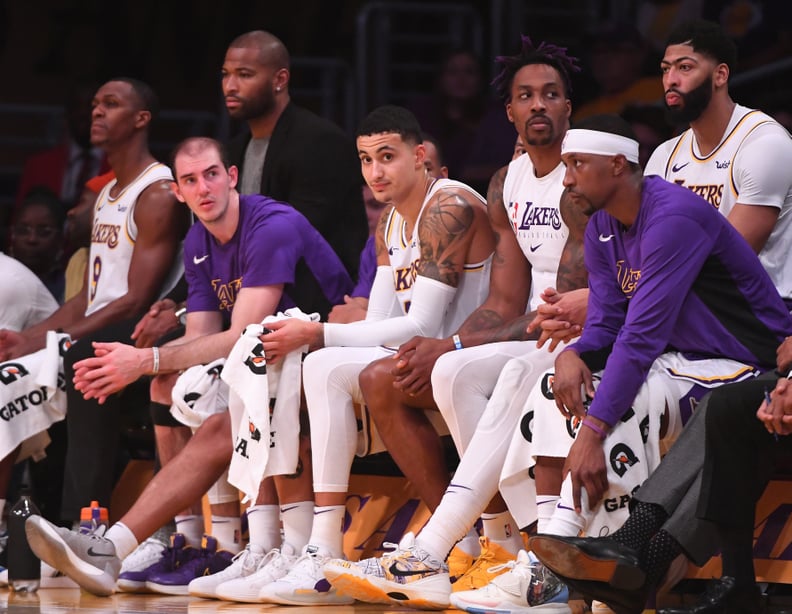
[665, 76, 712, 125]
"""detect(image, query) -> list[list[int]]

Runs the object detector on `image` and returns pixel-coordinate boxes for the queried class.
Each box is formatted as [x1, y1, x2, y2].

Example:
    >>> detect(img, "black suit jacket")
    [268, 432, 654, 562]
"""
[228, 103, 367, 318]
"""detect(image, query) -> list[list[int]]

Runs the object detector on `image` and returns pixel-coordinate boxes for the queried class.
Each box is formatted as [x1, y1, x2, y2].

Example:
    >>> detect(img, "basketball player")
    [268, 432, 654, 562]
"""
[214, 104, 495, 606]
[329, 116, 792, 612]
[322, 38, 588, 609]
[645, 19, 792, 303]
[0, 78, 187, 530]
[24, 136, 352, 597]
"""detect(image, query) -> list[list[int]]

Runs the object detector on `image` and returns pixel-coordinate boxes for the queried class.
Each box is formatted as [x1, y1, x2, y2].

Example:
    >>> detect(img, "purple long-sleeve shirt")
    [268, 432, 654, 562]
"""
[569, 176, 792, 426]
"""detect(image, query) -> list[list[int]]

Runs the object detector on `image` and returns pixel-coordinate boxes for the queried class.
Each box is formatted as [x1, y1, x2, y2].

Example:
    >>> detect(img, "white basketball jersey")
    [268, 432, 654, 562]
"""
[503, 155, 568, 311]
[646, 104, 792, 300]
[85, 162, 175, 315]
[383, 178, 491, 335]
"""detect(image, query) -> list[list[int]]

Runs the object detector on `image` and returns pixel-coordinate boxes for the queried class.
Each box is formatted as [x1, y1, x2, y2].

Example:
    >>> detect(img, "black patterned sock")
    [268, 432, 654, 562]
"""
[644, 529, 682, 588]
[609, 501, 668, 561]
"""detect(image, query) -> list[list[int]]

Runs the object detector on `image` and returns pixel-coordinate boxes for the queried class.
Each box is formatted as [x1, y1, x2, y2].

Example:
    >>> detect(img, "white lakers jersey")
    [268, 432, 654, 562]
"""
[646, 104, 792, 300]
[502, 154, 568, 311]
[85, 162, 177, 315]
[382, 177, 492, 335]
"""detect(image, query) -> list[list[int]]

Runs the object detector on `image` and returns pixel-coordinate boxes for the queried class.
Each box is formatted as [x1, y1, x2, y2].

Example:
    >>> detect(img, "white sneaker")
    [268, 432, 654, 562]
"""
[450, 550, 571, 613]
[188, 543, 265, 599]
[215, 542, 299, 603]
[258, 545, 354, 606]
[117, 533, 169, 592]
[323, 531, 451, 609]
[591, 600, 617, 613]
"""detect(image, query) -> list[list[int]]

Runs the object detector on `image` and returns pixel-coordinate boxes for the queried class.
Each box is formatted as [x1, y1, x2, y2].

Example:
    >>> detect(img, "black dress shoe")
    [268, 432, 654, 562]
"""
[564, 575, 648, 614]
[529, 534, 646, 590]
[658, 576, 764, 613]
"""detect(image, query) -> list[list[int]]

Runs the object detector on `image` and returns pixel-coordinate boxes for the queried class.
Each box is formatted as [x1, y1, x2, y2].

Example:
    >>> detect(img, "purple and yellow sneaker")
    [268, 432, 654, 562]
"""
[146, 534, 233, 595]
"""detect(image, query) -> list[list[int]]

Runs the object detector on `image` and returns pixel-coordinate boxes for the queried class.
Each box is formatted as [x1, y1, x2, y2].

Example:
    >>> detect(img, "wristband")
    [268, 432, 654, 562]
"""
[582, 417, 607, 440]
[452, 334, 463, 351]
[152, 346, 160, 375]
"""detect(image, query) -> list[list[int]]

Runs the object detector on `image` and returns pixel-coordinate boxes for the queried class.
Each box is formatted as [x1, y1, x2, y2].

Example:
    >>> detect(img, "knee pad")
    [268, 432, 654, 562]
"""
[207, 469, 239, 505]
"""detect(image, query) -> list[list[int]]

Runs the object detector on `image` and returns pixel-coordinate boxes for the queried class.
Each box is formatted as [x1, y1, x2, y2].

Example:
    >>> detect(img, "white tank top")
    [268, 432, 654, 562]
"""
[383, 178, 492, 335]
[85, 162, 176, 315]
[502, 155, 568, 311]
[646, 104, 792, 300]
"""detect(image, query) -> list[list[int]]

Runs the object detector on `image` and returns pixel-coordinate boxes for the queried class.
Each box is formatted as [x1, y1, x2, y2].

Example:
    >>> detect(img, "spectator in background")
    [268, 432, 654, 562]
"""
[621, 104, 673, 168]
[410, 48, 516, 194]
[15, 83, 109, 212]
[573, 23, 663, 122]
[10, 188, 66, 303]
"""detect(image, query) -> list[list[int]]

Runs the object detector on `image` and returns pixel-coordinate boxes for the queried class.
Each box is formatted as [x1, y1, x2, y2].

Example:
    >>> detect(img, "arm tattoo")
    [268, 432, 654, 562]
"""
[417, 189, 476, 287]
[556, 188, 589, 292]
[374, 205, 394, 263]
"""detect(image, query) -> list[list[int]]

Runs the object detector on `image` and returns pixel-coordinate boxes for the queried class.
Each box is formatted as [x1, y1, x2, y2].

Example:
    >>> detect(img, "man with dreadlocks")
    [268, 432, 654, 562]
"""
[321, 36, 588, 610]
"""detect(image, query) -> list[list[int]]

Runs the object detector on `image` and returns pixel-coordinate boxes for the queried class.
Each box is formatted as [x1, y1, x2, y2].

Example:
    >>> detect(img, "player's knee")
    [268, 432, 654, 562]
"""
[358, 358, 392, 406]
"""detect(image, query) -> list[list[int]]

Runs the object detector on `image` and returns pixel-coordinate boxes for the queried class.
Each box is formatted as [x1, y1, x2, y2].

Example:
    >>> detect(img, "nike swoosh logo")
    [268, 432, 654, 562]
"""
[193, 254, 209, 264]
[280, 505, 299, 513]
[598, 234, 615, 242]
[86, 547, 116, 558]
[389, 562, 430, 577]
[530, 244, 542, 252]
[671, 162, 689, 172]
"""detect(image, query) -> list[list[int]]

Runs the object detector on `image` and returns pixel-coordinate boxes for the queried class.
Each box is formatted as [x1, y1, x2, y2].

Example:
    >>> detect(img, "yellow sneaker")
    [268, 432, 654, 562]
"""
[447, 546, 475, 583]
[451, 536, 517, 592]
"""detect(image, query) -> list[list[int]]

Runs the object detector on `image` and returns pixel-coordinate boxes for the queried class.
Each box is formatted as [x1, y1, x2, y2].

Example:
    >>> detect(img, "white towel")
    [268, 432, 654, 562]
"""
[0, 331, 71, 461]
[170, 359, 228, 429]
[499, 368, 666, 536]
[223, 308, 318, 502]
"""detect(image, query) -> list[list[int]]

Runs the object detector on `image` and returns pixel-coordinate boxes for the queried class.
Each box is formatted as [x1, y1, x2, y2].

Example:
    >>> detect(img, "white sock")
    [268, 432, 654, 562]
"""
[544, 480, 589, 537]
[536, 495, 560, 533]
[307, 505, 345, 558]
[174, 514, 204, 547]
[106, 522, 138, 561]
[455, 527, 481, 557]
[416, 481, 486, 563]
[246, 504, 281, 551]
[280, 501, 313, 552]
[482, 510, 523, 555]
[211, 515, 242, 553]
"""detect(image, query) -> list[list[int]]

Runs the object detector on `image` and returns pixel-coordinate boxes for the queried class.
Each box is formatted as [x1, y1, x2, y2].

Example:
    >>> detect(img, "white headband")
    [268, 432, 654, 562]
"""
[562, 129, 640, 164]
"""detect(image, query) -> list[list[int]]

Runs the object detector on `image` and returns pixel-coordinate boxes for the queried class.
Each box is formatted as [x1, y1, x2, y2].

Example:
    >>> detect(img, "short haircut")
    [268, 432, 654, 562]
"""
[356, 105, 423, 145]
[572, 114, 642, 171]
[421, 131, 445, 166]
[16, 187, 66, 228]
[228, 30, 290, 69]
[108, 77, 160, 122]
[492, 35, 581, 103]
[170, 137, 231, 177]
[666, 20, 737, 71]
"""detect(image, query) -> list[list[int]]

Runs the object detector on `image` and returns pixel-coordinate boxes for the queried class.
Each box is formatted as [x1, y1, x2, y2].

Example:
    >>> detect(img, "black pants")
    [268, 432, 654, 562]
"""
[699, 374, 792, 529]
[60, 318, 148, 521]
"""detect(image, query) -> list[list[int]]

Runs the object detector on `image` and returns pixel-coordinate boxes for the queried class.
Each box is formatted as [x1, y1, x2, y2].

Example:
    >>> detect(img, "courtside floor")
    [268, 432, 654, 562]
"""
[0, 588, 650, 613]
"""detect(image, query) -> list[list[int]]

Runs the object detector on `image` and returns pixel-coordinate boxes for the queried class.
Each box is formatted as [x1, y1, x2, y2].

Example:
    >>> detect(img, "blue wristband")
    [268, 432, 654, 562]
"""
[452, 334, 463, 351]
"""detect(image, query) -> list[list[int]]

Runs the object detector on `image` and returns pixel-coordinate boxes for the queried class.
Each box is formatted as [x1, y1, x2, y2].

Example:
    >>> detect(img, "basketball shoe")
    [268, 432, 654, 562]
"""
[323, 532, 451, 609]
[25, 514, 121, 596]
[146, 535, 233, 595]
[258, 544, 354, 606]
[188, 542, 266, 598]
[450, 549, 571, 613]
[215, 542, 299, 603]
[116, 530, 171, 592]
[452, 536, 517, 592]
